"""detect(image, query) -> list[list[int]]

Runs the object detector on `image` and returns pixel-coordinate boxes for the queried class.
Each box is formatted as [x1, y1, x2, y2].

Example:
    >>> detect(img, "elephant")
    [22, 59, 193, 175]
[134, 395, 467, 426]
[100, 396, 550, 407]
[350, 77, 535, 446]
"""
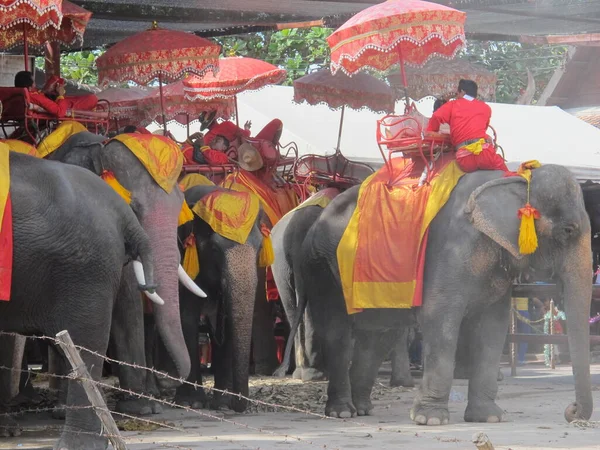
[1, 151, 161, 449]
[39, 130, 206, 417]
[272, 189, 415, 388]
[282, 165, 593, 424]
[149, 184, 266, 412]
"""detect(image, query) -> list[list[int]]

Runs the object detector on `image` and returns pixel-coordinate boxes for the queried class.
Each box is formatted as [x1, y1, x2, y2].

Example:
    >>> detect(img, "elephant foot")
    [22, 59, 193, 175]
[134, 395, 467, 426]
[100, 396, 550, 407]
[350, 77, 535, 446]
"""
[497, 369, 504, 382]
[211, 392, 248, 413]
[301, 367, 327, 382]
[390, 374, 415, 388]
[150, 400, 163, 414]
[410, 402, 449, 426]
[292, 368, 303, 380]
[52, 405, 66, 421]
[115, 396, 153, 416]
[0, 416, 22, 437]
[253, 362, 279, 377]
[55, 431, 108, 450]
[464, 400, 505, 423]
[175, 386, 208, 410]
[352, 397, 374, 416]
[325, 398, 356, 418]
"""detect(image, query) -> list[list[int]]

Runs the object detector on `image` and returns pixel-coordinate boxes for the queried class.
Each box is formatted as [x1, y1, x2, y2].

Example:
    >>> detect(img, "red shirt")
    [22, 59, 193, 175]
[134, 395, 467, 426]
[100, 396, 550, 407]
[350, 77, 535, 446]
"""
[181, 144, 229, 165]
[29, 90, 68, 117]
[426, 97, 491, 147]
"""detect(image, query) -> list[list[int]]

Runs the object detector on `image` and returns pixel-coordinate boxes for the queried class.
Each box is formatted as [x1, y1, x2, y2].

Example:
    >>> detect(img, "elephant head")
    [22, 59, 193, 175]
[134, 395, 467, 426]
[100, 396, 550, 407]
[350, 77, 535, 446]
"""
[48, 131, 202, 379]
[466, 165, 593, 422]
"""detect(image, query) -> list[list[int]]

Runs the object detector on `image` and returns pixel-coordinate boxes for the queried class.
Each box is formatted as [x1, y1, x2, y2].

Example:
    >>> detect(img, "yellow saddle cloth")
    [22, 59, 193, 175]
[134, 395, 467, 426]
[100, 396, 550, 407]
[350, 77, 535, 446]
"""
[37, 121, 87, 158]
[337, 157, 465, 314]
[191, 189, 260, 245]
[111, 134, 183, 194]
[1, 139, 38, 157]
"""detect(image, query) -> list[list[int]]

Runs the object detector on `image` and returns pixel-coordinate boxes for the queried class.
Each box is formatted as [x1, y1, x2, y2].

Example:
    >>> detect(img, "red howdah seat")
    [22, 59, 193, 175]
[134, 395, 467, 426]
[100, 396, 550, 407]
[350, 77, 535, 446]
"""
[0, 87, 110, 144]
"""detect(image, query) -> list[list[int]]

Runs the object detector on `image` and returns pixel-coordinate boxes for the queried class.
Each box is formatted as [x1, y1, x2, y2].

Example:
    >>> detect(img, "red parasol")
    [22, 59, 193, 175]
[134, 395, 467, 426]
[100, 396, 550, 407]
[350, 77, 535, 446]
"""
[96, 21, 221, 134]
[139, 79, 234, 131]
[327, 0, 466, 105]
[183, 56, 286, 127]
[294, 68, 397, 151]
[97, 86, 148, 131]
[0, 1, 91, 52]
[388, 58, 497, 101]
[0, 0, 65, 70]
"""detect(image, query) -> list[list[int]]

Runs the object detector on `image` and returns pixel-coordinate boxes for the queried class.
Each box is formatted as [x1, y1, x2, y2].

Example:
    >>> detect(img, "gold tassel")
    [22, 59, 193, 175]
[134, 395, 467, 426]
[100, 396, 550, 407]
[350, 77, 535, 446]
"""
[258, 223, 274, 267]
[518, 203, 540, 255]
[178, 201, 194, 226]
[101, 170, 131, 204]
[182, 234, 200, 279]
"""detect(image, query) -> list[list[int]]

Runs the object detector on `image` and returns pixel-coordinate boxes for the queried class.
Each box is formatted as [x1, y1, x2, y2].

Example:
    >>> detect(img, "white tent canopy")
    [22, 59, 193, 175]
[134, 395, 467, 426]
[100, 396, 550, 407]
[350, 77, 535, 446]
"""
[151, 85, 600, 183]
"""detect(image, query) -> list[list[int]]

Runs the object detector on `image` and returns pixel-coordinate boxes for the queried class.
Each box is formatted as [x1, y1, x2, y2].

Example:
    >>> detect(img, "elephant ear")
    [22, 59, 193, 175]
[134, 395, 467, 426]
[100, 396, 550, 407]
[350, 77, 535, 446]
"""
[465, 176, 528, 259]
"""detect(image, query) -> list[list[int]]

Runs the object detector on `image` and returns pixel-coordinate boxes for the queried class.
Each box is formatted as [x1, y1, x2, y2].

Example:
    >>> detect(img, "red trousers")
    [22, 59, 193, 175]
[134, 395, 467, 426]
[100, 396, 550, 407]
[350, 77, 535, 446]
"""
[255, 119, 283, 144]
[65, 94, 98, 111]
[456, 144, 508, 173]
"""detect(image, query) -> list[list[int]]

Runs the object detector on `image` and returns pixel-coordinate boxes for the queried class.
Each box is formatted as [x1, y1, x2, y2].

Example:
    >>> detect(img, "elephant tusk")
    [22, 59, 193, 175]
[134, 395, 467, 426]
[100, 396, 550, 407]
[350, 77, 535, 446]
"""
[178, 265, 207, 298]
[132, 260, 165, 306]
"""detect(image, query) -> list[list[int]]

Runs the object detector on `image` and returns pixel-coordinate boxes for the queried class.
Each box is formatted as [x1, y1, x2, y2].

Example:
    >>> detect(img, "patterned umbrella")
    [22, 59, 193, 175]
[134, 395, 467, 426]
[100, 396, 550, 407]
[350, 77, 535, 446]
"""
[388, 59, 497, 101]
[97, 86, 148, 131]
[0, 0, 64, 70]
[96, 21, 221, 133]
[139, 79, 234, 129]
[183, 56, 286, 127]
[327, 0, 466, 104]
[294, 69, 396, 151]
[0, 1, 91, 52]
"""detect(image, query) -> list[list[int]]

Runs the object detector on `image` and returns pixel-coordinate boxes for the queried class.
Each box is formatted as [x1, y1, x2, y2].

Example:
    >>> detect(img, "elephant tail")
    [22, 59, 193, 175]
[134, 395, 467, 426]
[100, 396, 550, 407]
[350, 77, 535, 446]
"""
[273, 286, 307, 377]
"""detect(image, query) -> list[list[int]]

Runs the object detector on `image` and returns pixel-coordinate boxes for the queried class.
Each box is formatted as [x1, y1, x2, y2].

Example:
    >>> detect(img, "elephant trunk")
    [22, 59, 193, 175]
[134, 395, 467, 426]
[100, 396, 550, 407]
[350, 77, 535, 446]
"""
[560, 233, 593, 422]
[142, 207, 191, 381]
[223, 244, 258, 413]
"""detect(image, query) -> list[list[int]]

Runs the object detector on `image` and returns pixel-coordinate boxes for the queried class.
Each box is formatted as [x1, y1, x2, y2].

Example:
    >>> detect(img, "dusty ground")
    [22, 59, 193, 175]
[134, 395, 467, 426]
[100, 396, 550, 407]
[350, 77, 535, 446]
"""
[2, 363, 600, 450]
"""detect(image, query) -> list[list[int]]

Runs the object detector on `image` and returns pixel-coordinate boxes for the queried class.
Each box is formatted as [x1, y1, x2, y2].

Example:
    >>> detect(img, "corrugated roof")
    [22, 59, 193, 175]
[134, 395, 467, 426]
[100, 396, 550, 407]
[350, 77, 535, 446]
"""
[67, 0, 600, 48]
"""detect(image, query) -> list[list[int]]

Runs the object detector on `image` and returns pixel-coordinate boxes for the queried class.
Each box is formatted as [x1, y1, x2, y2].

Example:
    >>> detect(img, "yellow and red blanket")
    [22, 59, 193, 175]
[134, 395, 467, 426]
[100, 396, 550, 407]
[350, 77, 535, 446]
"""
[37, 121, 87, 158]
[111, 134, 183, 194]
[0, 143, 12, 301]
[290, 187, 340, 214]
[337, 156, 465, 314]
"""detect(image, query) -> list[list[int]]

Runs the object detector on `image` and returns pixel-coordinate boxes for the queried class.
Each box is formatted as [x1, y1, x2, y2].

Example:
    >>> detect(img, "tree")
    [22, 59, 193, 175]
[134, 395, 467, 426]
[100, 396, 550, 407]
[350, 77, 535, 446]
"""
[35, 50, 104, 86]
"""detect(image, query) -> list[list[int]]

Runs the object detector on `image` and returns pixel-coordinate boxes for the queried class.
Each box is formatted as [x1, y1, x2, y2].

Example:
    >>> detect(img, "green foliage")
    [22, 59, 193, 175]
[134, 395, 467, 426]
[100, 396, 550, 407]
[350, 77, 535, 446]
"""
[34, 49, 104, 85]
[216, 27, 333, 84]
[459, 41, 567, 103]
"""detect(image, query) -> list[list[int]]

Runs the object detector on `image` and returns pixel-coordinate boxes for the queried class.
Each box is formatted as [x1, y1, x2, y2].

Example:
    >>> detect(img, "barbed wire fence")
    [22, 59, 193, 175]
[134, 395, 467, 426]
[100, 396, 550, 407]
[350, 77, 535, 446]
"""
[0, 330, 474, 450]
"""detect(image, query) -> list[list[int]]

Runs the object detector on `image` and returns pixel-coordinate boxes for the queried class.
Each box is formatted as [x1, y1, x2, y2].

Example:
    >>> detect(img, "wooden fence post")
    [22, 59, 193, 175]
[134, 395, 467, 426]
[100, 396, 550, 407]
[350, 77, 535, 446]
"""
[56, 330, 127, 450]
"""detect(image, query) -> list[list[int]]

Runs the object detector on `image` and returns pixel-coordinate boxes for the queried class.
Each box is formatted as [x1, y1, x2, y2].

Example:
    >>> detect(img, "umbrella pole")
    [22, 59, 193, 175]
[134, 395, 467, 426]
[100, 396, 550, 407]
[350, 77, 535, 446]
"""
[158, 74, 167, 136]
[335, 105, 345, 153]
[397, 46, 410, 114]
[23, 24, 29, 71]
[234, 95, 239, 128]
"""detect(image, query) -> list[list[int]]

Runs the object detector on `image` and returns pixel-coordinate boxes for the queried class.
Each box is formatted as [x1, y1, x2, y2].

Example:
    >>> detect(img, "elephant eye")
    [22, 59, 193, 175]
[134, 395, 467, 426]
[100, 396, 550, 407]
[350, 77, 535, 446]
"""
[563, 224, 578, 236]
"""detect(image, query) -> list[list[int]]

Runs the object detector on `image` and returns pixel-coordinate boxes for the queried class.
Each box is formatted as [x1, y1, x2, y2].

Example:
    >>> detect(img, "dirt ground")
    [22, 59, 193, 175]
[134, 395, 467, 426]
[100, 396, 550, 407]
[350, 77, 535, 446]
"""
[1, 362, 600, 450]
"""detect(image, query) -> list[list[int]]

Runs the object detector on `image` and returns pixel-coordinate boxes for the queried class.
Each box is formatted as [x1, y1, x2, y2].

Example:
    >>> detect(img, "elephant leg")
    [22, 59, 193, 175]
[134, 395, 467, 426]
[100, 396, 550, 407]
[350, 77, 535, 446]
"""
[292, 321, 306, 379]
[411, 301, 464, 426]
[143, 312, 161, 402]
[211, 338, 233, 411]
[47, 345, 70, 421]
[251, 270, 279, 376]
[351, 328, 400, 416]
[300, 301, 326, 382]
[464, 298, 510, 423]
[390, 328, 415, 388]
[453, 322, 471, 380]
[174, 289, 207, 410]
[0, 334, 26, 404]
[112, 269, 155, 416]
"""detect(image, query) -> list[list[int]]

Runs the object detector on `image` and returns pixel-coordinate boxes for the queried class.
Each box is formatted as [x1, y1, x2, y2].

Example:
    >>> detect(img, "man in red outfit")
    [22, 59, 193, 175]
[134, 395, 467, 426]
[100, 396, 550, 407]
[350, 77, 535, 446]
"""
[43, 75, 98, 112]
[426, 79, 508, 173]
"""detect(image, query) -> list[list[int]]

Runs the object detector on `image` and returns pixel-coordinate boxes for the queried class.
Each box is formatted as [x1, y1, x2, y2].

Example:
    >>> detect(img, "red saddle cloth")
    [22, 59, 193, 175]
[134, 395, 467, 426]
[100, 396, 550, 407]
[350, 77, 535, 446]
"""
[0, 196, 12, 302]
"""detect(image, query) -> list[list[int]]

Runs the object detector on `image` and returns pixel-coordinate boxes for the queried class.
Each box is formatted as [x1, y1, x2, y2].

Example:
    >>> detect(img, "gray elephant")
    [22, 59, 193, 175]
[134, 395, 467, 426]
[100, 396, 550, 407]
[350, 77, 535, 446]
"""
[272, 188, 416, 388]
[283, 165, 592, 424]
[2, 151, 160, 449]
[151, 184, 266, 412]
[42, 130, 205, 416]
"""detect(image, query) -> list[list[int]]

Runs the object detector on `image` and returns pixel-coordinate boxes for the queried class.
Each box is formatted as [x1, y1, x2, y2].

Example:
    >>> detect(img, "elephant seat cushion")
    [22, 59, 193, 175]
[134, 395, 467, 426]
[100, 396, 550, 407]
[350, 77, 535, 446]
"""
[110, 134, 183, 193]
[0, 143, 13, 301]
[337, 156, 465, 314]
